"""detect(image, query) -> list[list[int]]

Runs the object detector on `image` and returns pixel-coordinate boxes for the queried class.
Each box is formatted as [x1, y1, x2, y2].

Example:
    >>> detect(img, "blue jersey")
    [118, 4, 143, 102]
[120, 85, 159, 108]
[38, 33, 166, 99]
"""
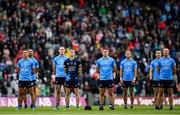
[96, 56, 116, 80]
[30, 57, 39, 80]
[64, 58, 81, 81]
[17, 58, 35, 81]
[120, 59, 137, 81]
[158, 57, 176, 80]
[53, 55, 67, 78]
[150, 59, 160, 81]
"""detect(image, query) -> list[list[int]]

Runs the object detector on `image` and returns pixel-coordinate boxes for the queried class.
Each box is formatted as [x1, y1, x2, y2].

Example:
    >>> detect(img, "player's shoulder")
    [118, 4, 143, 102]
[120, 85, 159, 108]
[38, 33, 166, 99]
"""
[151, 59, 156, 64]
[169, 57, 175, 61]
[53, 55, 60, 60]
[64, 55, 68, 59]
[121, 58, 126, 63]
[31, 57, 38, 62]
[64, 58, 70, 62]
[108, 56, 115, 61]
[28, 58, 35, 64]
[97, 57, 103, 62]
[18, 58, 24, 63]
[158, 57, 164, 62]
[74, 58, 81, 63]
[131, 59, 136, 62]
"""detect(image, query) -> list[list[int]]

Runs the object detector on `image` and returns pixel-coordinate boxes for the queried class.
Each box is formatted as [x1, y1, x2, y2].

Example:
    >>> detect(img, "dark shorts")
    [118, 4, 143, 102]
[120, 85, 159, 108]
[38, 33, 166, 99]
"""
[152, 80, 160, 87]
[32, 80, 36, 86]
[123, 81, 134, 88]
[159, 80, 174, 88]
[55, 77, 66, 85]
[65, 79, 79, 88]
[18, 81, 33, 88]
[98, 80, 114, 88]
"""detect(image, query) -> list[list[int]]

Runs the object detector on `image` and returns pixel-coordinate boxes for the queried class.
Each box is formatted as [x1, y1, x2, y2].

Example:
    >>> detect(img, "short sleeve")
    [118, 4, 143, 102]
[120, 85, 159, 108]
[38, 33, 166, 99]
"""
[52, 58, 56, 65]
[64, 59, 67, 68]
[120, 61, 123, 69]
[36, 60, 39, 68]
[172, 59, 176, 67]
[112, 59, 116, 68]
[31, 60, 35, 68]
[134, 61, 137, 68]
[17, 61, 20, 68]
[96, 60, 100, 68]
[150, 62, 153, 70]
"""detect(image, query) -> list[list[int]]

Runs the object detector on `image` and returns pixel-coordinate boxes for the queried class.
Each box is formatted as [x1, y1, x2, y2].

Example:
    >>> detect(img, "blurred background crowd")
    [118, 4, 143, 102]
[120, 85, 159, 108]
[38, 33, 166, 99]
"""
[0, 0, 179, 105]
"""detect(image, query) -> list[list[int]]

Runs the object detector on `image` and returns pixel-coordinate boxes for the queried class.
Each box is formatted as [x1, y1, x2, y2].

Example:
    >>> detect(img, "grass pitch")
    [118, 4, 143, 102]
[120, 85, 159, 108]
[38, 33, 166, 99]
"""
[0, 106, 180, 115]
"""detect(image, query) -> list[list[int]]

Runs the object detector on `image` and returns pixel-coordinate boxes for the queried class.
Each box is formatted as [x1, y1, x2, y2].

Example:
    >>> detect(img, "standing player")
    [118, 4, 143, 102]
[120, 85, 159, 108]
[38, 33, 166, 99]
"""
[52, 47, 67, 109]
[157, 48, 176, 110]
[64, 50, 82, 110]
[28, 49, 39, 108]
[96, 48, 117, 110]
[16, 49, 36, 110]
[22, 49, 39, 108]
[120, 49, 137, 109]
[149, 50, 161, 109]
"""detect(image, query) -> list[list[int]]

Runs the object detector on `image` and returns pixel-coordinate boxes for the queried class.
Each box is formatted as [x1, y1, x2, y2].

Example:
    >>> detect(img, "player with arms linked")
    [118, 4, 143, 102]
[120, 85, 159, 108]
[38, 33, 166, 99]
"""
[149, 50, 161, 109]
[16, 49, 36, 110]
[22, 49, 39, 108]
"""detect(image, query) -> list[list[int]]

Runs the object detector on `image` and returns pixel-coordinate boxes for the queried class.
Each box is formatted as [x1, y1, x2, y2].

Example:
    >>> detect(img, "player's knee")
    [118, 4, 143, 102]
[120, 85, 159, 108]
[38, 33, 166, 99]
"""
[155, 92, 158, 96]
[75, 93, 79, 97]
[159, 92, 163, 97]
[123, 91, 127, 96]
[19, 91, 24, 96]
[168, 92, 173, 97]
[100, 93, 105, 97]
[65, 92, 70, 97]
[108, 92, 113, 97]
[56, 91, 60, 96]
[130, 92, 134, 97]
[29, 91, 35, 97]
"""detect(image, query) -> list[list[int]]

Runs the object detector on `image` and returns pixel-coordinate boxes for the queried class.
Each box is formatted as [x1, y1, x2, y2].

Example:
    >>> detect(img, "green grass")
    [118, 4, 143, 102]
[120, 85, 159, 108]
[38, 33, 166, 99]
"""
[0, 106, 180, 115]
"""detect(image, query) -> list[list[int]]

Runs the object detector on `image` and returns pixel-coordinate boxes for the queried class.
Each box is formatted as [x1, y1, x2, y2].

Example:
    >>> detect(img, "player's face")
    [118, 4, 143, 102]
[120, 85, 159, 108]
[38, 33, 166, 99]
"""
[28, 50, 33, 57]
[125, 51, 131, 58]
[163, 48, 169, 56]
[23, 51, 28, 58]
[59, 47, 65, 55]
[70, 50, 75, 57]
[155, 51, 161, 58]
[102, 50, 109, 57]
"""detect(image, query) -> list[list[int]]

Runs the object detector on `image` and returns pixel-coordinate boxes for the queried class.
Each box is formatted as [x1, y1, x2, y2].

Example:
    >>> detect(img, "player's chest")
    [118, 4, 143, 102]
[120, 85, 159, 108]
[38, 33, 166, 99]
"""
[123, 62, 133, 68]
[56, 58, 66, 65]
[21, 61, 31, 68]
[100, 60, 112, 67]
[160, 60, 172, 67]
[66, 61, 78, 67]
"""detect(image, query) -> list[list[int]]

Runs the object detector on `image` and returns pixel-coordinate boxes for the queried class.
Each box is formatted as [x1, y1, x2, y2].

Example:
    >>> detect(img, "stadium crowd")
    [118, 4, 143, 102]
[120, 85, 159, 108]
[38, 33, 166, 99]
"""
[0, 0, 180, 104]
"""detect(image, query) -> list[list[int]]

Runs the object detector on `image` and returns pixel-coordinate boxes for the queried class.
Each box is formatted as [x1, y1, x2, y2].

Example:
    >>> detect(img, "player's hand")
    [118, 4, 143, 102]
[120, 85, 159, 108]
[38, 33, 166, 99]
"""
[36, 79, 39, 84]
[113, 78, 116, 84]
[51, 75, 55, 82]
[132, 80, 135, 85]
[120, 79, 123, 86]
[97, 78, 99, 83]
[149, 76, 152, 81]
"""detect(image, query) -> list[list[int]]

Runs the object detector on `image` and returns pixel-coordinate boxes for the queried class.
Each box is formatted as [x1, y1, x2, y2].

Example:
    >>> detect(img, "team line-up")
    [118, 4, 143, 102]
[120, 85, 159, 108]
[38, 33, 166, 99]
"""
[15, 47, 176, 111]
